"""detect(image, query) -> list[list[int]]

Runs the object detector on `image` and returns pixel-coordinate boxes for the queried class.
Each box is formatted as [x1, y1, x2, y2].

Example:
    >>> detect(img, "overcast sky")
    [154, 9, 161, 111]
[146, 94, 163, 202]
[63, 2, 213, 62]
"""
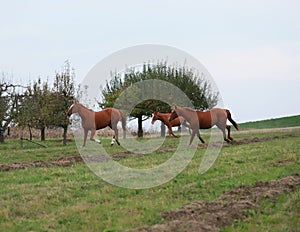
[1, 0, 299, 122]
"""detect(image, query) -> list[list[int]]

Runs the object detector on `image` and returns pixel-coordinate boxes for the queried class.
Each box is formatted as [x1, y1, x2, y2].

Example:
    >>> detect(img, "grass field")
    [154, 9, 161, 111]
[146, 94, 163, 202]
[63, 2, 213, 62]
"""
[0, 123, 299, 231]
[239, 114, 300, 129]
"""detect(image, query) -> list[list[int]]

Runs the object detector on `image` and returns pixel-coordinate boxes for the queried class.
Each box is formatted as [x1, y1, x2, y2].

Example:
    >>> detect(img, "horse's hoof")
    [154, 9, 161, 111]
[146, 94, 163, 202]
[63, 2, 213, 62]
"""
[111, 138, 116, 146]
[94, 139, 101, 144]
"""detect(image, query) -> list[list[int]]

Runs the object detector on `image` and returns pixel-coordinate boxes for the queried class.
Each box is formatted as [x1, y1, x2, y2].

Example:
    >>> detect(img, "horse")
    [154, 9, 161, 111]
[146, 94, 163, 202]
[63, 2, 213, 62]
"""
[169, 106, 239, 145]
[151, 111, 190, 138]
[67, 101, 126, 147]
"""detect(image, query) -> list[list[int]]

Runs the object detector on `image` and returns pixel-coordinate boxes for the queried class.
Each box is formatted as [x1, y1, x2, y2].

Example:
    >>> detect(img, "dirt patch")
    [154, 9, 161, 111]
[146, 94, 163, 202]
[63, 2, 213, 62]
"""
[129, 174, 300, 232]
[230, 134, 299, 145]
[0, 156, 83, 171]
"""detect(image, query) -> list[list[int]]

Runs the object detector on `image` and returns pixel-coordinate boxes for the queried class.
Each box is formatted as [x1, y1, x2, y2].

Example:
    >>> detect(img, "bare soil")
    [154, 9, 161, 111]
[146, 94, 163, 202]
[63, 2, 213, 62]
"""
[129, 174, 300, 232]
[0, 156, 83, 171]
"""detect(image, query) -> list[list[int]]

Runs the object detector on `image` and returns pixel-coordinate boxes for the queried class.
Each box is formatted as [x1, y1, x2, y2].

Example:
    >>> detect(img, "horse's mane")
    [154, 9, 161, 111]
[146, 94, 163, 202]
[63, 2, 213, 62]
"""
[177, 106, 205, 113]
[77, 103, 94, 112]
[177, 106, 196, 112]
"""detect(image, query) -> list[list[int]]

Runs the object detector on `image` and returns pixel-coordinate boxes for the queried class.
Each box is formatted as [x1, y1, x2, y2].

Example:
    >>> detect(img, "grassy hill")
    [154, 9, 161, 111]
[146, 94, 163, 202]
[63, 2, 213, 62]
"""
[239, 115, 300, 130]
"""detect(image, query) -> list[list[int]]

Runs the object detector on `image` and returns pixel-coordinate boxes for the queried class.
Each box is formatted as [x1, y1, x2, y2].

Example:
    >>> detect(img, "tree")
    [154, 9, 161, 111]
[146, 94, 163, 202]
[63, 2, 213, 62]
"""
[17, 62, 76, 143]
[0, 82, 17, 142]
[0, 74, 26, 142]
[19, 79, 52, 141]
[101, 62, 219, 137]
[50, 60, 75, 145]
[15, 61, 76, 143]
[16, 89, 35, 140]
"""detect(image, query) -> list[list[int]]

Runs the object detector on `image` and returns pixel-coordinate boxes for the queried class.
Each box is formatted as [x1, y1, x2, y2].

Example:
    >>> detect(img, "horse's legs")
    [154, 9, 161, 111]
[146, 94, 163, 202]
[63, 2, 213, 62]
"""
[182, 120, 191, 135]
[221, 127, 230, 142]
[111, 135, 116, 146]
[89, 129, 101, 144]
[196, 130, 205, 144]
[168, 125, 179, 138]
[216, 123, 230, 143]
[226, 125, 234, 141]
[83, 129, 88, 147]
[90, 129, 96, 141]
[112, 125, 120, 145]
[189, 130, 196, 145]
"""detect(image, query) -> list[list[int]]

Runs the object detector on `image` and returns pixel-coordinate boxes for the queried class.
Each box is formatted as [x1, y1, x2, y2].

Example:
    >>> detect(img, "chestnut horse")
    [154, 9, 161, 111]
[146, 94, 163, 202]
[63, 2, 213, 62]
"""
[151, 111, 190, 137]
[67, 101, 126, 146]
[169, 106, 239, 145]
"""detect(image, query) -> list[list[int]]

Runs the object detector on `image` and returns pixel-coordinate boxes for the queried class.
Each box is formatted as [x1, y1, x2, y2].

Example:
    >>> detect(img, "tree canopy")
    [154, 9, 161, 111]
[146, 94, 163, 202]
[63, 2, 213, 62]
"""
[101, 62, 219, 137]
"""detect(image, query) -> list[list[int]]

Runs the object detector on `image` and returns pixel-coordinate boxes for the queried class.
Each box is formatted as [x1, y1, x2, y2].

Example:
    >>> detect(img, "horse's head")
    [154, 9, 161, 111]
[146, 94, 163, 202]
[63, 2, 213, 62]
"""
[151, 111, 158, 124]
[169, 106, 179, 122]
[67, 101, 79, 117]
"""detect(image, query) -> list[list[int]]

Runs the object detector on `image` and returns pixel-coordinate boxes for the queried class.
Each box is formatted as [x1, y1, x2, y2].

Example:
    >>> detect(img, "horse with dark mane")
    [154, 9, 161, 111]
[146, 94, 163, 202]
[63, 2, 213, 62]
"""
[151, 111, 190, 137]
[169, 106, 239, 145]
[67, 101, 126, 146]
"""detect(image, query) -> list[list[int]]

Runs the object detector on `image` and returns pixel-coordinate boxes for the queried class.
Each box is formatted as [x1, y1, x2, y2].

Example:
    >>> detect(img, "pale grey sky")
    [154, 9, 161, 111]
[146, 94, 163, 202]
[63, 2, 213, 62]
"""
[1, 0, 300, 122]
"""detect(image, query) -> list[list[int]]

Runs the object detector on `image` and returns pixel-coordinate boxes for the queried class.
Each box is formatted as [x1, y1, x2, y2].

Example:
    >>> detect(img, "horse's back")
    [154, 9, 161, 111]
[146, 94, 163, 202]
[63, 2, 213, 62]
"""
[213, 108, 228, 118]
[112, 108, 125, 119]
[94, 108, 113, 129]
[197, 111, 213, 128]
[210, 108, 228, 125]
[196, 108, 227, 128]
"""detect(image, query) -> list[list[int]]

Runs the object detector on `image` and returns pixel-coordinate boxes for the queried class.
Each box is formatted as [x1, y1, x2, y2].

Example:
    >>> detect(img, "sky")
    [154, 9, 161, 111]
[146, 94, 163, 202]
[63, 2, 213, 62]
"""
[1, 0, 300, 122]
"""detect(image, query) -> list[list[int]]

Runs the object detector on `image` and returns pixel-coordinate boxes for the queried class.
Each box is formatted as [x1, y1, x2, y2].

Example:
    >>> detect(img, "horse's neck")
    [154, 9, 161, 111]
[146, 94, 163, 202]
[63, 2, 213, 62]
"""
[78, 105, 93, 120]
[157, 113, 169, 123]
[180, 108, 198, 121]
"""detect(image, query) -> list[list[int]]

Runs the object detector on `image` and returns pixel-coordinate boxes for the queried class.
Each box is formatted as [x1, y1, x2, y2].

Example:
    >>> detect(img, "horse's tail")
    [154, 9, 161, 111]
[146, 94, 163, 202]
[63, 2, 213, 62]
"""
[226, 109, 239, 130]
[120, 110, 127, 139]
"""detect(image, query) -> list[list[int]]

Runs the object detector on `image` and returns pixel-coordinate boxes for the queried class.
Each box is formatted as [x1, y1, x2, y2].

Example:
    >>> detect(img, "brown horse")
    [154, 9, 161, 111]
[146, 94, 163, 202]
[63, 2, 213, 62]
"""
[67, 101, 126, 146]
[169, 106, 239, 145]
[151, 111, 190, 137]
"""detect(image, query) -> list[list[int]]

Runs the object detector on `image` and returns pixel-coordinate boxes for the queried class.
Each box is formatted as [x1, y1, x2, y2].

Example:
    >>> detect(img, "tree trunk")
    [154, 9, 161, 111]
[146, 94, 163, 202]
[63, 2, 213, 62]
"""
[0, 128, 5, 143]
[63, 126, 68, 145]
[41, 127, 45, 141]
[28, 125, 32, 141]
[137, 115, 143, 137]
[178, 126, 181, 133]
[160, 121, 166, 137]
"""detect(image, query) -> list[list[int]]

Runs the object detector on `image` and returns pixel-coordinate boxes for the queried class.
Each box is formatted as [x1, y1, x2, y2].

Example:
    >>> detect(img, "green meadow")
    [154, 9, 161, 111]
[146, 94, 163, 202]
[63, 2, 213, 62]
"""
[239, 114, 300, 129]
[0, 121, 299, 231]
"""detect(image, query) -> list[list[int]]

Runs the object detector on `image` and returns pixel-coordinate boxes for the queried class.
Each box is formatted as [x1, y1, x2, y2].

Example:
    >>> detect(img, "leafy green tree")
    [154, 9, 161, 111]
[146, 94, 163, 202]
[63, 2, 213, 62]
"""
[101, 62, 219, 137]
[16, 61, 76, 143]
[16, 89, 35, 140]
[18, 79, 51, 141]
[50, 61, 75, 145]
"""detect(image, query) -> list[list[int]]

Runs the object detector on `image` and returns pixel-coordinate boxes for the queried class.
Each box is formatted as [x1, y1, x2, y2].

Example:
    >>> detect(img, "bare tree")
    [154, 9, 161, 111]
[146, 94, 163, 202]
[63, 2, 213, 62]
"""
[0, 76, 26, 142]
